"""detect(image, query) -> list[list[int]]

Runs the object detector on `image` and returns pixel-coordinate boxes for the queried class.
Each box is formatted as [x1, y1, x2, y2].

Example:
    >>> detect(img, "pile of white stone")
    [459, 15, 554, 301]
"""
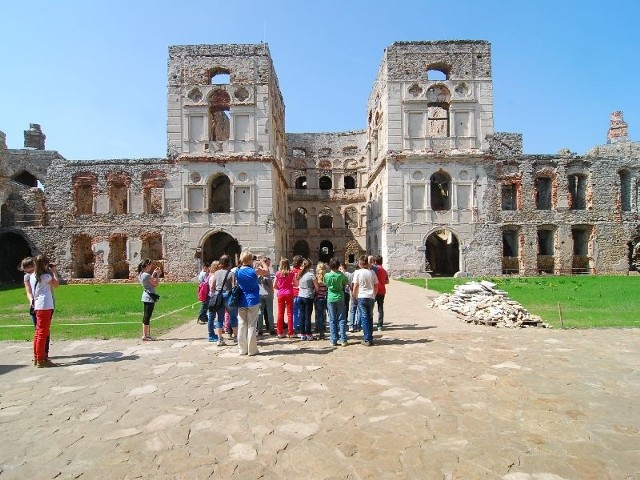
[430, 280, 550, 328]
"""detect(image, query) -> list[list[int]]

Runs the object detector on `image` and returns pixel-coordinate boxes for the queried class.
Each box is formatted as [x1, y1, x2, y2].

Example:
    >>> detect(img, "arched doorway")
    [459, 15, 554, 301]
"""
[425, 229, 459, 276]
[0, 231, 33, 283]
[202, 231, 240, 264]
[293, 240, 310, 259]
[319, 240, 333, 263]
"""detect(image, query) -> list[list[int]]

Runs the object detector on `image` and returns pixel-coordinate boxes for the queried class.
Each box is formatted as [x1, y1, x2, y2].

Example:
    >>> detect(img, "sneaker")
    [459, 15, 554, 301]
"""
[330, 342, 338, 347]
[349, 327, 355, 333]
[377, 326, 383, 331]
[217, 339, 226, 347]
[208, 337, 217, 342]
[142, 335, 155, 341]
[341, 340, 348, 347]
[197, 318, 207, 324]
[361, 340, 373, 347]
[306, 335, 315, 341]
[277, 334, 285, 339]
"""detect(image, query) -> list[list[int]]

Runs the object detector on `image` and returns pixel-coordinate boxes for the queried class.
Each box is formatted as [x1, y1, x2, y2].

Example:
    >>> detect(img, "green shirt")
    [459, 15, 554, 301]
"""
[324, 270, 348, 304]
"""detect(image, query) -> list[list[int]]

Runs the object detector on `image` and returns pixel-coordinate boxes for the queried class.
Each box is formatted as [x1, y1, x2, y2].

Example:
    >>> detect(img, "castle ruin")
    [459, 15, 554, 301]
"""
[1, 40, 639, 283]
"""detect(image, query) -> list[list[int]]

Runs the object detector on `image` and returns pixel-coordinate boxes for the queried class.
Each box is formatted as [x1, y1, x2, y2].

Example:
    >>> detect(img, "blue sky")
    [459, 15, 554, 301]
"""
[1, 0, 638, 159]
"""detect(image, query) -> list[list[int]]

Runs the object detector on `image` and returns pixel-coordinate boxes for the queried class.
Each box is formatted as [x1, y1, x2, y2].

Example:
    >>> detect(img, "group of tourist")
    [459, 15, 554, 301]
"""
[193, 252, 390, 355]
[19, 250, 390, 365]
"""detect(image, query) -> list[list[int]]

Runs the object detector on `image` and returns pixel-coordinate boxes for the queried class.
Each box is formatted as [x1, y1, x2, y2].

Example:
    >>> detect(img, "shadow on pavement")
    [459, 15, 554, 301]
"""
[51, 351, 140, 366]
[0, 364, 28, 376]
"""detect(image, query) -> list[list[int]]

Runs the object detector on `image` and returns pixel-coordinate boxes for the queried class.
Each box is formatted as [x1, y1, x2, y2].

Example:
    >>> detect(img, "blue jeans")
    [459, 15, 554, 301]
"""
[298, 297, 314, 335]
[327, 300, 347, 344]
[197, 300, 208, 322]
[348, 295, 359, 330]
[314, 297, 326, 334]
[293, 296, 301, 331]
[357, 297, 375, 343]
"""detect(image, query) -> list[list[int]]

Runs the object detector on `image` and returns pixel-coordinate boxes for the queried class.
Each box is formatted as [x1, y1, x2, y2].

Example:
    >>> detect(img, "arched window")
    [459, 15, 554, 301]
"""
[209, 174, 231, 213]
[11, 170, 37, 188]
[295, 176, 307, 189]
[319, 176, 332, 190]
[319, 240, 333, 263]
[209, 68, 231, 85]
[430, 171, 451, 211]
[344, 175, 356, 189]
[426, 63, 450, 81]
[319, 208, 333, 229]
[294, 207, 308, 229]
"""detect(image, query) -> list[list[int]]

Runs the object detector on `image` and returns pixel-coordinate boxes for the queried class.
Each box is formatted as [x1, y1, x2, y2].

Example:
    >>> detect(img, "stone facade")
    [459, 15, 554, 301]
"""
[1, 40, 639, 282]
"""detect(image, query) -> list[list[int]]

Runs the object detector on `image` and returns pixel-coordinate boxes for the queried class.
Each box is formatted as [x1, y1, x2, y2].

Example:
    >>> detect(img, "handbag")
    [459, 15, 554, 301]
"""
[226, 284, 241, 308]
[146, 290, 160, 302]
[208, 270, 230, 311]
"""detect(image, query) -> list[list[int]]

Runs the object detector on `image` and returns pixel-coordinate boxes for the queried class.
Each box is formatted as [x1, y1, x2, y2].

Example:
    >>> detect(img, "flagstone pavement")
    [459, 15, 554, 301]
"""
[1, 280, 639, 479]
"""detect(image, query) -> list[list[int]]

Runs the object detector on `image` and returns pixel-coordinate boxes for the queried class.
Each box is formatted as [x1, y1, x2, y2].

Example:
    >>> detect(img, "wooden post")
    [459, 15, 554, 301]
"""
[557, 302, 564, 328]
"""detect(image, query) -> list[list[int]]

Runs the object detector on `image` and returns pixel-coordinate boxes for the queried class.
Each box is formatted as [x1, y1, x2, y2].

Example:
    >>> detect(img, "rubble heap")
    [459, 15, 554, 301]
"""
[430, 281, 550, 328]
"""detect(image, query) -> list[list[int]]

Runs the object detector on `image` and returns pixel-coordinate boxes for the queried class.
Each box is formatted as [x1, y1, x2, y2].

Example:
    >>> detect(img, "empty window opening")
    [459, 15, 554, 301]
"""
[319, 240, 333, 263]
[109, 235, 129, 279]
[319, 209, 333, 229]
[535, 177, 552, 210]
[502, 229, 520, 274]
[109, 184, 128, 214]
[537, 229, 555, 274]
[428, 104, 449, 137]
[210, 69, 230, 85]
[295, 176, 307, 189]
[344, 207, 358, 228]
[572, 226, 591, 273]
[568, 174, 587, 210]
[426, 68, 448, 81]
[11, 171, 37, 188]
[209, 89, 231, 141]
[319, 176, 332, 190]
[76, 185, 94, 214]
[293, 240, 310, 259]
[501, 184, 517, 210]
[141, 233, 163, 261]
[620, 170, 632, 212]
[294, 207, 308, 229]
[209, 175, 231, 213]
[144, 188, 163, 214]
[72, 235, 95, 279]
[344, 175, 356, 189]
[430, 171, 451, 211]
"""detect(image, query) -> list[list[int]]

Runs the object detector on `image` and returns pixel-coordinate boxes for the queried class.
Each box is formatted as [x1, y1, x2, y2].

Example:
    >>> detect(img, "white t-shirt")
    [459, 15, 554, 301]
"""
[352, 268, 378, 299]
[30, 273, 55, 310]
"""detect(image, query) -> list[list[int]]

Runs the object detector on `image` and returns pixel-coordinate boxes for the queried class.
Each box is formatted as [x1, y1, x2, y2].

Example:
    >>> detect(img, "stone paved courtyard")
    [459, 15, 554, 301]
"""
[1, 280, 639, 479]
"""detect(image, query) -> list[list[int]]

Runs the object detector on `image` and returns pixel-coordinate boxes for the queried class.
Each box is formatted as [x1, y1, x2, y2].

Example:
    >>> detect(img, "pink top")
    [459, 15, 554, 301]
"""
[275, 270, 295, 296]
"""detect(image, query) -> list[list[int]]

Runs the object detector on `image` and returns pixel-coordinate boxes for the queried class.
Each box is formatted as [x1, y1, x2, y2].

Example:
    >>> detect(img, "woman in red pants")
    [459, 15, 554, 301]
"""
[274, 258, 295, 338]
[31, 255, 59, 368]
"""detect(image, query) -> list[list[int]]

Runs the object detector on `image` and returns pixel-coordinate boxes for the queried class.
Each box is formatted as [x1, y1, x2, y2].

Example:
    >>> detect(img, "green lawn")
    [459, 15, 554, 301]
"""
[402, 276, 640, 329]
[0, 283, 201, 341]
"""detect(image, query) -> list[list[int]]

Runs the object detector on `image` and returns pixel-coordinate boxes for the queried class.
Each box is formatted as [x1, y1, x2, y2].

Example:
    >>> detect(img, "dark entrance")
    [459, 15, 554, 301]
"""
[425, 230, 459, 276]
[319, 240, 333, 263]
[293, 240, 310, 259]
[202, 232, 240, 265]
[0, 231, 33, 283]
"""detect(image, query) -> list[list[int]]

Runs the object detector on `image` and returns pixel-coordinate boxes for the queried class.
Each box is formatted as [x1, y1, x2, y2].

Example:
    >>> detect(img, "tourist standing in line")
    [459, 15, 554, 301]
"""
[208, 255, 235, 346]
[296, 259, 316, 340]
[257, 257, 275, 335]
[275, 258, 295, 338]
[314, 262, 328, 338]
[235, 251, 270, 356]
[291, 255, 303, 332]
[346, 263, 359, 332]
[196, 261, 211, 325]
[324, 257, 349, 347]
[31, 255, 60, 367]
[351, 255, 378, 346]
[373, 255, 390, 331]
[138, 258, 161, 341]
[22, 257, 50, 362]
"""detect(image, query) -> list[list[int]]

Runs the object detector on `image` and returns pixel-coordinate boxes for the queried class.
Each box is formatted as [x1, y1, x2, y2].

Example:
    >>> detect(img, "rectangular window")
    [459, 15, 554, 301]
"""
[535, 177, 552, 210]
[568, 175, 587, 210]
[501, 184, 517, 210]
[572, 228, 589, 256]
[189, 115, 204, 141]
[457, 184, 471, 209]
[428, 106, 448, 137]
[408, 113, 425, 150]
[410, 185, 425, 209]
[144, 188, 164, 214]
[538, 230, 554, 256]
